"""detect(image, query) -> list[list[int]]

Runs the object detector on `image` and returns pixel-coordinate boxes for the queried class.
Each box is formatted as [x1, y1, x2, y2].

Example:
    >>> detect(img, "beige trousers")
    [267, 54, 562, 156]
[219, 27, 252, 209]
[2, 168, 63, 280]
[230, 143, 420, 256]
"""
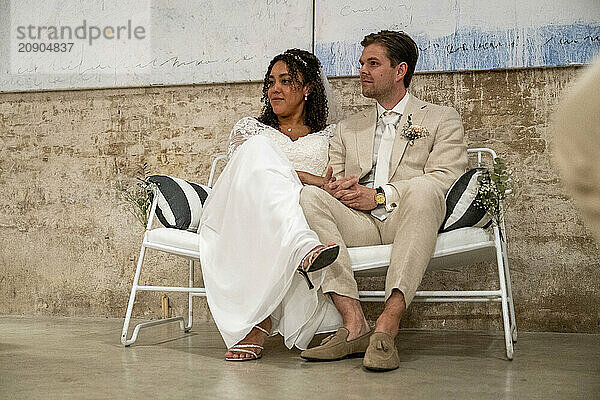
[300, 181, 446, 306]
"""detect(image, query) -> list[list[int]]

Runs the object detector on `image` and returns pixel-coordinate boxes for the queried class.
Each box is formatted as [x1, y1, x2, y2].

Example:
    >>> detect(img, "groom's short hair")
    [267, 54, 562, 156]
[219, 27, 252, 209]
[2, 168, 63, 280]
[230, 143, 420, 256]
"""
[361, 30, 419, 88]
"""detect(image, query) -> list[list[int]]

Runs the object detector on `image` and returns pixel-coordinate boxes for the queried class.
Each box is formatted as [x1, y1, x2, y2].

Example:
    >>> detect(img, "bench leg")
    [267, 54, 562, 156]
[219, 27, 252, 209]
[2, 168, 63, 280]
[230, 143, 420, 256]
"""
[494, 227, 514, 360]
[185, 260, 194, 332]
[121, 244, 192, 346]
[501, 238, 517, 342]
[121, 244, 147, 346]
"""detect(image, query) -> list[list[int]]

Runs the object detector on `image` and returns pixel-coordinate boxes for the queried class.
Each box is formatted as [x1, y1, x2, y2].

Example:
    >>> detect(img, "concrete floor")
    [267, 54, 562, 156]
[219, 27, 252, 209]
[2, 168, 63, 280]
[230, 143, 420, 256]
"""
[0, 316, 598, 399]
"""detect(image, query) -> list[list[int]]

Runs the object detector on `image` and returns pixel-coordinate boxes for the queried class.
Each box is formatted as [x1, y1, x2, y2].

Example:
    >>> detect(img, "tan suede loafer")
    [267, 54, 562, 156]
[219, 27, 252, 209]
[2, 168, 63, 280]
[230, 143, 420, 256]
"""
[362, 332, 399, 371]
[300, 327, 372, 361]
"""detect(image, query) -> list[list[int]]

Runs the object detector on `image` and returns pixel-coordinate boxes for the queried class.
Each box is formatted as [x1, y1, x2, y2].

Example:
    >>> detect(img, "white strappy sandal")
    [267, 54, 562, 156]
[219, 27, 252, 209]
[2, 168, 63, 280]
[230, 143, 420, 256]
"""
[225, 325, 270, 361]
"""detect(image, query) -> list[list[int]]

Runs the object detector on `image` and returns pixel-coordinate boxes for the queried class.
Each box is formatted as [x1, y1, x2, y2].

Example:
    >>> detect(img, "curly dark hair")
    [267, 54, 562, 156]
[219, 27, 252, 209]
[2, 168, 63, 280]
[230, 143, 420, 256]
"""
[257, 49, 328, 133]
[361, 30, 419, 88]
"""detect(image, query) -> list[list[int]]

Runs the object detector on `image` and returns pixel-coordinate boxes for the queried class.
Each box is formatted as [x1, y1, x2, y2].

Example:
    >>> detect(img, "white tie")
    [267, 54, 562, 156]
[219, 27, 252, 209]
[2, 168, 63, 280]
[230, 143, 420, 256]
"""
[371, 111, 400, 221]
[374, 111, 400, 188]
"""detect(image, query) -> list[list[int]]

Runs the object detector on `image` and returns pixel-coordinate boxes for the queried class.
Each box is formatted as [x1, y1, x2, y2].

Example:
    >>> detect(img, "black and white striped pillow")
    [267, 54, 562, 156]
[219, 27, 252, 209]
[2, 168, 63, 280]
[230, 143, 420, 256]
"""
[147, 175, 210, 232]
[439, 168, 492, 233]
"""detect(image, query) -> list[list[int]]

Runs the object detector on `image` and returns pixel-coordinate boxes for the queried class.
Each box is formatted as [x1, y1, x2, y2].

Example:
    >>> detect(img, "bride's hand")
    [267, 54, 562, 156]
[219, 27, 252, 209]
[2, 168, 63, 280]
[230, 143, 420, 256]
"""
[320, 166, 336, 189]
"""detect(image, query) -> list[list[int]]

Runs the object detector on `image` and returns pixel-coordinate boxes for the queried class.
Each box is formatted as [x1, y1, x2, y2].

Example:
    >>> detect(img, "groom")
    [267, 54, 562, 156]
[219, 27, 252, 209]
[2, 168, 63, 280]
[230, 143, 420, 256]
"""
[300, 30, 468, 371]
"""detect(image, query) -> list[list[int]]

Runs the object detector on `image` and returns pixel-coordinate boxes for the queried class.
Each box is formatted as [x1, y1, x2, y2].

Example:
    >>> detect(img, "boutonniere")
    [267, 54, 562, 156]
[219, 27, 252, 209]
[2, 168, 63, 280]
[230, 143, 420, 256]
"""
[401, 114, 429, 145]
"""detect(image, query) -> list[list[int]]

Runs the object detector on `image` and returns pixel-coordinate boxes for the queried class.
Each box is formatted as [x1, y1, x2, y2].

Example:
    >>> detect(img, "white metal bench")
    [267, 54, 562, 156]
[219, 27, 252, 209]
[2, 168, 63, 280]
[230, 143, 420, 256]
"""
[121, 148, 516, 359]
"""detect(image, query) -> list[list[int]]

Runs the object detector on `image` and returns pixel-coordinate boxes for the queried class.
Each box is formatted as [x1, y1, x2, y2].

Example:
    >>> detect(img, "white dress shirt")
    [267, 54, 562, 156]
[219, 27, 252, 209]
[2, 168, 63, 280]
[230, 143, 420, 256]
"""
[359, 93, 410, 215]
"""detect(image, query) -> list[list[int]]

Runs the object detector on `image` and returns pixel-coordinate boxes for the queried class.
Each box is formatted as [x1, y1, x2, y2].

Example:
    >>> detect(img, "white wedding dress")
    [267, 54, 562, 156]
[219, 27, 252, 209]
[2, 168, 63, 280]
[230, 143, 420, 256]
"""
[198, 117, 343, 350]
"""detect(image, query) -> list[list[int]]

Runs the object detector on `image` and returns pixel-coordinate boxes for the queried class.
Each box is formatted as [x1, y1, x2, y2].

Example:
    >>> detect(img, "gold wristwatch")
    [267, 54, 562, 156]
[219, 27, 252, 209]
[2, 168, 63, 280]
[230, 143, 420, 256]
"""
[375, 187, 386, 207]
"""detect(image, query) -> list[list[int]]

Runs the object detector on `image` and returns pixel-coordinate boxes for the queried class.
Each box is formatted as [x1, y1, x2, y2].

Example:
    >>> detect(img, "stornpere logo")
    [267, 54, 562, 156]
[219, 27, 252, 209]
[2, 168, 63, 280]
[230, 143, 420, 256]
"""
[15, 20, 147, 46]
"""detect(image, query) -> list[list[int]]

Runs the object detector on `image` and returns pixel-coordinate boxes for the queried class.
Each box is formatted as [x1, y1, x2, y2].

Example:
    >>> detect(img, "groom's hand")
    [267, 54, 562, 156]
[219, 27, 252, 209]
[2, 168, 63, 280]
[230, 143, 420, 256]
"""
[335, 183, 378, 211]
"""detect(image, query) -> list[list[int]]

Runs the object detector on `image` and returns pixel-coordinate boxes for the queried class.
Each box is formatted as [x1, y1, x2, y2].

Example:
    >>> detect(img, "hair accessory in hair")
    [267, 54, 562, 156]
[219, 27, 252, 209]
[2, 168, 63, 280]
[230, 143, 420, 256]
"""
[289, 53, 308, 68]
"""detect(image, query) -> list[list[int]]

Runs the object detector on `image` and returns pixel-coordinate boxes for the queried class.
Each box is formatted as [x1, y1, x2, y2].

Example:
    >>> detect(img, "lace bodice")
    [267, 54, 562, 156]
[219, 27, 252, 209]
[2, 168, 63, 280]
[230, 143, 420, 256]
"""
[228, 117, 335, 176]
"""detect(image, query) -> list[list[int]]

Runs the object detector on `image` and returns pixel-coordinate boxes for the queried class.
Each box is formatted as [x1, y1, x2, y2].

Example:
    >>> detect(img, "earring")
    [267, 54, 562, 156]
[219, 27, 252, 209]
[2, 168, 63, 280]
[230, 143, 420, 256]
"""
[304, 94, 308, 101]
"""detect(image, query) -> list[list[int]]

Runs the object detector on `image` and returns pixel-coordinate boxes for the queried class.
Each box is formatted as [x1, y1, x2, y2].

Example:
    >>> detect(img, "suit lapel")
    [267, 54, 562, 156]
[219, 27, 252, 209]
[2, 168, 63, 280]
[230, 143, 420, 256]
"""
[355, 107, 377, 176]
[389, 96, 428, 178]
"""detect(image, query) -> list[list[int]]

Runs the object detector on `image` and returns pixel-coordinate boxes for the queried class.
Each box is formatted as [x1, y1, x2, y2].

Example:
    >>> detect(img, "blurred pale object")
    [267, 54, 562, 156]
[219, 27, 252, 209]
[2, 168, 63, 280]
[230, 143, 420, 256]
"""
[553, 58, 600, 242]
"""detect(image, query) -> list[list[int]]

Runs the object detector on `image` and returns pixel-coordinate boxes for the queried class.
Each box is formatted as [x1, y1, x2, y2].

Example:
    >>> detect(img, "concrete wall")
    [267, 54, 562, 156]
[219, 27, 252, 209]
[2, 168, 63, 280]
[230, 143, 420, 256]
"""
[1, 66, 598, 333]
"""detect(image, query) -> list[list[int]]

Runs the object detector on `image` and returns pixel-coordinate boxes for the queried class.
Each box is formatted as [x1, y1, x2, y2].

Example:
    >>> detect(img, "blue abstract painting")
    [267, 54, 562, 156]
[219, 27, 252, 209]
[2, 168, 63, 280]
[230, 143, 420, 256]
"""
[315, 1, 600, 75]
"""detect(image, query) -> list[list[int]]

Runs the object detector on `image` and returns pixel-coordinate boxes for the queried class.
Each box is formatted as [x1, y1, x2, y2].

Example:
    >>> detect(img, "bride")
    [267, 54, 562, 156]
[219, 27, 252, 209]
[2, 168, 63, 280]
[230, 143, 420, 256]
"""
[198, 49, 344, 361]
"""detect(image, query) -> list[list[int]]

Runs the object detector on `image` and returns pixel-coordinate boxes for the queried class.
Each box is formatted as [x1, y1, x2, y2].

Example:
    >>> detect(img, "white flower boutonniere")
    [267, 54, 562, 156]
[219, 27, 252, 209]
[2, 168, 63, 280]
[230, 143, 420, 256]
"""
[401, 114, 429, 145]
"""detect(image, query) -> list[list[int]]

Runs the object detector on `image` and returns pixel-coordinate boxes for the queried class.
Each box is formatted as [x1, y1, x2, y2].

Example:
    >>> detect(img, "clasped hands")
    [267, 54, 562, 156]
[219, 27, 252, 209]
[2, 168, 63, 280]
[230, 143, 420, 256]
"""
[320, 166, 377, 211]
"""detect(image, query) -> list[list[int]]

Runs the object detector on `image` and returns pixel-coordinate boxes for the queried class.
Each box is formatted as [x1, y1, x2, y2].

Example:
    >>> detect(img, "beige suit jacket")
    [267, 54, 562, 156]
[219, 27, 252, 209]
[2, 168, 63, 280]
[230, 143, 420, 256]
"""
[554, 58, 600, 242]
[328, 95, 468, 205]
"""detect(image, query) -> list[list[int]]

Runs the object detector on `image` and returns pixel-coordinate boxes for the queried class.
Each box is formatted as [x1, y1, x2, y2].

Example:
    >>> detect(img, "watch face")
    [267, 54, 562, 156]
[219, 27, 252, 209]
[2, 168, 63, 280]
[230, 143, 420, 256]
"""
[376, 193, 386, 205]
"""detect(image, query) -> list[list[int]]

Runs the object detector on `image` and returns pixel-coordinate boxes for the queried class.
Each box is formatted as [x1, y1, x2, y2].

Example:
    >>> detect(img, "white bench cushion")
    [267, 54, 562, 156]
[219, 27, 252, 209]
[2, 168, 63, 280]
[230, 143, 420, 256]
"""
[145, 226, 495, 274]
[350, 227, 495, 276]
[145, 228, 201, 258]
